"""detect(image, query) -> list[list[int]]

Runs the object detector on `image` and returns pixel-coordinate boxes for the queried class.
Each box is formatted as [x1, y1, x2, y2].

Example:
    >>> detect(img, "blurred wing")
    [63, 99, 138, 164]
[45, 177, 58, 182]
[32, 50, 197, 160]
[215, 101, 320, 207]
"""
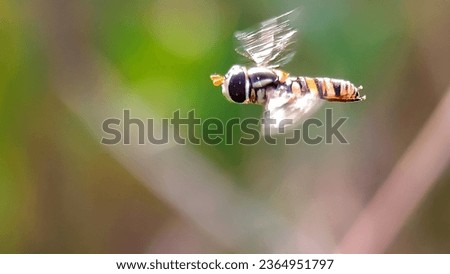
[262, 86, 323, 134]
[234, 9, 299, 67]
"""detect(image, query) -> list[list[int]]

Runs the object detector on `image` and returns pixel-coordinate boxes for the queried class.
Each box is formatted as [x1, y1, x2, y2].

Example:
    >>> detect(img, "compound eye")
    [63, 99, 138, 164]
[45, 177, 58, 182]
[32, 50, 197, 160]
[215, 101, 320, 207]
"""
[227, 71, 247, 103]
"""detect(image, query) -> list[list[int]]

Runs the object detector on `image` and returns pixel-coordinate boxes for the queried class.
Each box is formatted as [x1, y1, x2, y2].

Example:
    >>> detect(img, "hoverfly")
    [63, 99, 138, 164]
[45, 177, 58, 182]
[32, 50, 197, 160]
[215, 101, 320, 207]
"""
[210, 9, 365, 132]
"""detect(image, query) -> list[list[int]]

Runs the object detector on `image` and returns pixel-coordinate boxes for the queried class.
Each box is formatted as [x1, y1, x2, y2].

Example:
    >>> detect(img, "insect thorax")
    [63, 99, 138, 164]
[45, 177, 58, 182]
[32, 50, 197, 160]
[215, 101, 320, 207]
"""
[246, 67, 278, 104]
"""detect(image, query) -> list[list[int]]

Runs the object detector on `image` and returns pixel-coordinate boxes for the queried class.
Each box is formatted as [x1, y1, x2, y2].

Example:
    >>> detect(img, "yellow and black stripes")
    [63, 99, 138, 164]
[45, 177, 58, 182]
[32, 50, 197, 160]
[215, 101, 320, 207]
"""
[293, 77, 364, 102]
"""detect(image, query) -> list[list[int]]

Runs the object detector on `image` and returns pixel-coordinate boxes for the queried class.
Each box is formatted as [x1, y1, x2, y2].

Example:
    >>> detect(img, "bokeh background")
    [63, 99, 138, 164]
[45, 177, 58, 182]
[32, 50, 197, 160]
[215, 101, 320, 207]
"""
[0, 0, 449, 253]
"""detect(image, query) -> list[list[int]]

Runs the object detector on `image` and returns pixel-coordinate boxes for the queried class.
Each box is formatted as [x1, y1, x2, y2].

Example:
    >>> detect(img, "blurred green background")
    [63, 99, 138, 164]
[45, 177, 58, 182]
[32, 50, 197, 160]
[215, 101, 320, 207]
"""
[0, 0, 449, 253]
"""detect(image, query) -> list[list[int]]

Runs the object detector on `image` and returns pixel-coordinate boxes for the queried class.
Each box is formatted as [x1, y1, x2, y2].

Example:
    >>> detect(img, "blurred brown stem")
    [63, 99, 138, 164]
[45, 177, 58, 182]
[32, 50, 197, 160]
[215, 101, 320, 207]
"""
[338, 87, 450, 253]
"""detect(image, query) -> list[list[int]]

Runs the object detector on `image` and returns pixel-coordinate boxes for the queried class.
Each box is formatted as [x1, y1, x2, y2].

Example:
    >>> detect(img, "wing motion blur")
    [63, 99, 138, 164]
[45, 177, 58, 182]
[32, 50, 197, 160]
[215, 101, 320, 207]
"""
[262, 85, 323, 133]
[234, 9, 299, 68]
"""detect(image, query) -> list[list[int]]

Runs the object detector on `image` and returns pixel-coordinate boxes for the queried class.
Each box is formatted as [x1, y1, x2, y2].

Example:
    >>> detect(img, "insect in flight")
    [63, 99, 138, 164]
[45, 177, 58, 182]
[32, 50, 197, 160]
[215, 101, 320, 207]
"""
[210, 9, 365, 132]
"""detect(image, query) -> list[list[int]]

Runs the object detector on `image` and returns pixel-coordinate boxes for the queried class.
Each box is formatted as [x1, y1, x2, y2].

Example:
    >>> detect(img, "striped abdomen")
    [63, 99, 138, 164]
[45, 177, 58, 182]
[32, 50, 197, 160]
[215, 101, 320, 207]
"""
[290, 76, 364, 102]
